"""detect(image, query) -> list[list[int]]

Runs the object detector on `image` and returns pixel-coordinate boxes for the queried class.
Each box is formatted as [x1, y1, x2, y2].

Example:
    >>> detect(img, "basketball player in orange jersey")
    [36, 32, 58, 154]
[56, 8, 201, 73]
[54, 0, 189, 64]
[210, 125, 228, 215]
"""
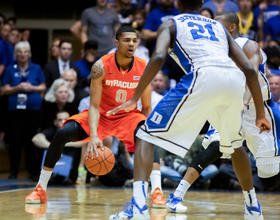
[25, 26, 166, 207]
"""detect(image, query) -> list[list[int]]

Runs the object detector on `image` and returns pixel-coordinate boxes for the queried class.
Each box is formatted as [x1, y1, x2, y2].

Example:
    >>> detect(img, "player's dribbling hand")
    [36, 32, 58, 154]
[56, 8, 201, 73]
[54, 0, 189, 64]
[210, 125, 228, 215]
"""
[106, 100, 137, 116]
[85, 137, 104, 159]
[256, 117, 271, 134]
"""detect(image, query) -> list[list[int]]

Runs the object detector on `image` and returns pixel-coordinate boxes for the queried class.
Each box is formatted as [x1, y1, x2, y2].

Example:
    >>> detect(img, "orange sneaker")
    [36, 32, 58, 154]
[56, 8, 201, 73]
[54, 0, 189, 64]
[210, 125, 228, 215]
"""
[151, 187, 166, 208]
[25, 184, 48, 204]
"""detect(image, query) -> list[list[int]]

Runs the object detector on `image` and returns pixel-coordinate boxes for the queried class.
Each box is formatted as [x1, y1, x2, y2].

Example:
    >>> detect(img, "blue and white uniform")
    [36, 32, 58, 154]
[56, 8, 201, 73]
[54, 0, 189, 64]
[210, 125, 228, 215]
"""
[203, 37, 280, 178]
[136, 13, 246, 157]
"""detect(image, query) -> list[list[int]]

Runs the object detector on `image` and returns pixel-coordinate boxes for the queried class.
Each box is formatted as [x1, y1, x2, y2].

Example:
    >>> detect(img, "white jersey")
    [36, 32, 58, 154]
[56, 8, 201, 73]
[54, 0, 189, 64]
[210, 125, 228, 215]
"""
[235, 37, 271, 104]
[169, 13, 237, 73]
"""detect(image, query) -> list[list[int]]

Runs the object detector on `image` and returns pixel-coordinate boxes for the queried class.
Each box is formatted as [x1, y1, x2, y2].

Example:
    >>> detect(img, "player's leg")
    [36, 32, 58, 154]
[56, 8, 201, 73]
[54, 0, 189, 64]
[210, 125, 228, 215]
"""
[110, 71, 211, 220]
[166, 141, 222, 213]
[77, 144, 87, 184]
[150, 146, 166, 207]
[231, 148, 263, 220]
[244, 99, 280, 191]
[25, 121, 88, 203]
[109, 137, 154, 220]
[209, 87, 262, 219]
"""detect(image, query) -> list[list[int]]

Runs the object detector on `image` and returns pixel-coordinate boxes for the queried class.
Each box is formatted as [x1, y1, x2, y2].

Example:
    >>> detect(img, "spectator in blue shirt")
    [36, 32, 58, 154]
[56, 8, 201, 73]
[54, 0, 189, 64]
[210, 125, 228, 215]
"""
[253, 0, 279, 47]
[74, 40, 98, 87]
[2, 41, 46, 180]
[1, 23, 11, 41]
[264, 0, 280, 43]
[253, 0, 279, 24]
[0, 36, 7, 77]
[142, 0, 179, 52]
[200, 0, 239, 16]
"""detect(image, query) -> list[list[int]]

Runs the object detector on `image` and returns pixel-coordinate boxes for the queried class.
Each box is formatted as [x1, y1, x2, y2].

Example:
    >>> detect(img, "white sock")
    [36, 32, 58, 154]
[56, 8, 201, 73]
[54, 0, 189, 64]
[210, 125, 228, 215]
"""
[37, 169, 52, 191]
[243, 188, 258, 207]
[150, 170, 162, 193]
[133, 181, 148, 208]
[174, 180, 190, 200]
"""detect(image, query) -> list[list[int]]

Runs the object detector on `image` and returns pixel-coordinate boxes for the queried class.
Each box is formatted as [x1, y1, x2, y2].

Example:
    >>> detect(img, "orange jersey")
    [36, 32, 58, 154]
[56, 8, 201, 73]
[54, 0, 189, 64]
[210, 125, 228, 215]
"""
[100, 52, 146, 115]
[62, 53, 147, 152]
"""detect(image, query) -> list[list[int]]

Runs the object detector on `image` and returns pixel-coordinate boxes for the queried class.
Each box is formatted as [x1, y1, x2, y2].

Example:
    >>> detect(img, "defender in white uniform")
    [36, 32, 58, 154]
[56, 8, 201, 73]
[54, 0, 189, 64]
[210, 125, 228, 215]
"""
[108, 2, 270, 220]
[164, 12, 272, 220]
[204, 19, 280, 183]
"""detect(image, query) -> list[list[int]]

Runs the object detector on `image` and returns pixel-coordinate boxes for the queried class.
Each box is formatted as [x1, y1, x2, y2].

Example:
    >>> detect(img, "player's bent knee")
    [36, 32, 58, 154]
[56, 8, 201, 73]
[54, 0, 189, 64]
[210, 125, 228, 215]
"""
[55, 127, 74, 143]
[259, 173, 280, 189]
[153, 146, 160, 164]
[190, 141, 222, 174]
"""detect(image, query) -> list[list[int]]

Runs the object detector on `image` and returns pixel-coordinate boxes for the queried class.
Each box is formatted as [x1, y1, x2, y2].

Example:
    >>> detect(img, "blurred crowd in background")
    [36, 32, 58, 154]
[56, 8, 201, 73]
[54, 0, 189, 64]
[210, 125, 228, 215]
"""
[0, 0, 280, 192]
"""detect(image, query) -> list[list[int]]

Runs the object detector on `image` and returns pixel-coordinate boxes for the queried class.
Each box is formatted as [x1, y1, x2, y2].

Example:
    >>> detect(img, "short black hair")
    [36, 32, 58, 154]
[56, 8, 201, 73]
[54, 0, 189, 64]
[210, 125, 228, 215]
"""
[264, 46, 280, 59]
[55, 110, 69, 118]
[59, 39, 72, 48]
[179, 0, 203, 10]
[84, 40, 98, 50]
[216, 11, 239, 27]
[200, 8, 214, 19]
[116, 26, 137, 40]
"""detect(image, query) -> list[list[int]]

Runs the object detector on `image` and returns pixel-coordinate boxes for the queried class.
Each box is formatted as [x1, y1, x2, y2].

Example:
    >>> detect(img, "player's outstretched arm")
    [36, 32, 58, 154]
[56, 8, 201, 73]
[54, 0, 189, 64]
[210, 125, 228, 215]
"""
[107, 20, 175, 116]
[140, 84, 152, 117]
[86, 59, 105, 158]
[227, 31, 270, 133]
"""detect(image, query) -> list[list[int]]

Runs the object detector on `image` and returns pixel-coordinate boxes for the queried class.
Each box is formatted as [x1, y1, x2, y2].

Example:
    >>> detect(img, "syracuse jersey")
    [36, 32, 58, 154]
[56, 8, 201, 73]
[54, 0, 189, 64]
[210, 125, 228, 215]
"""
[62, 53, 147, 152]
[100, 52, 146, 116]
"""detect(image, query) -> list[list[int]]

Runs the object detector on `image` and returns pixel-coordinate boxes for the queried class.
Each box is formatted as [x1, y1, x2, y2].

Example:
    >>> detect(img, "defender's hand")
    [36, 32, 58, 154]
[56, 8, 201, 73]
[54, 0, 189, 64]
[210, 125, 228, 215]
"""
[106, 100, 137, 116]
[256, 117, 271, 134]
[85, 137, 104, 159]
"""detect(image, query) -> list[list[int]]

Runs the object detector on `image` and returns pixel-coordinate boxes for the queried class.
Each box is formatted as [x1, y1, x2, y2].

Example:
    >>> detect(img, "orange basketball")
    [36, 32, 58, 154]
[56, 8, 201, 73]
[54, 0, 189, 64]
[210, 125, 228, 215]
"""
[85, 146, 115, 176]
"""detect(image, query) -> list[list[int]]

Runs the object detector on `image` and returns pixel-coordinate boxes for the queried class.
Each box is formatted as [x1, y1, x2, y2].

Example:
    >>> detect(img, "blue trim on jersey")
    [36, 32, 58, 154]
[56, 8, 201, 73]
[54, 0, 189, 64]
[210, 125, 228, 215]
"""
[173, 42, 191, 73]
[241, 39, 249, 49]
[145, 71, 196, 131]
[259, 63, 265, 74]
[259, 69, 271, 100]
[266, 99, 280, 156]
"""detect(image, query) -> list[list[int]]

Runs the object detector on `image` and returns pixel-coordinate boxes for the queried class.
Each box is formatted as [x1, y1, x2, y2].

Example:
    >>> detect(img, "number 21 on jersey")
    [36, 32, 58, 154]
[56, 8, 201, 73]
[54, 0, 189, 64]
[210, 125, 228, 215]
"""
[188, 22, 219, 42]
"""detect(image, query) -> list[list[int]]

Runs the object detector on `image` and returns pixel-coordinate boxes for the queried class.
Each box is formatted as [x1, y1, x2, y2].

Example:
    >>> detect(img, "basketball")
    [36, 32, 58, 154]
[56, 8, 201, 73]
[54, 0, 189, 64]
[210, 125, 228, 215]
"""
[85, 146, 115, 176]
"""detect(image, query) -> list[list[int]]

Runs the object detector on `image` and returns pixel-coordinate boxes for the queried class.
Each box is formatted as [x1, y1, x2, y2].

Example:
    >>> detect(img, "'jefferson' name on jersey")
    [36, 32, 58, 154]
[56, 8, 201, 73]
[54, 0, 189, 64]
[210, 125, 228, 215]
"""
[178, 15, 216, 24]
[105, 80, 138, 89]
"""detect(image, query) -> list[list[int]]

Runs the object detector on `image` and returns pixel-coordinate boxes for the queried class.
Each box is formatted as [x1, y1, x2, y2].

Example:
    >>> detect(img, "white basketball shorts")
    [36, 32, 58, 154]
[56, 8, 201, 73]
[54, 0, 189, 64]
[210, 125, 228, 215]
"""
[136, 66, 245, 157]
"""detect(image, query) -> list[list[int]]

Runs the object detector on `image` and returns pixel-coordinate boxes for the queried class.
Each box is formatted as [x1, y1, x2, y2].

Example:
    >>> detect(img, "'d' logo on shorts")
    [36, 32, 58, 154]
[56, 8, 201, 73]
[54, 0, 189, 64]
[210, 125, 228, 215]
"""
[150, 111, 163, 124]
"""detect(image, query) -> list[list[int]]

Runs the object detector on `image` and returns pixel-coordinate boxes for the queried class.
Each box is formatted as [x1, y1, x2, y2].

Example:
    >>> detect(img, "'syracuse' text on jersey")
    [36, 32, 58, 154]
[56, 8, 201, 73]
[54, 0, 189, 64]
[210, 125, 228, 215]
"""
[169, 13, 237, 73]
[100, 52, 146, 115]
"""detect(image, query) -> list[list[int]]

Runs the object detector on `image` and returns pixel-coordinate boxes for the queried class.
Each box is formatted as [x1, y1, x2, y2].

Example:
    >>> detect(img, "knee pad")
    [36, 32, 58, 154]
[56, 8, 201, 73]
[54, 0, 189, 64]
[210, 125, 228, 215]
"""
[153, 146, 160, 164]
[259, 173, 280, 190]
[190, 141, 222, 174]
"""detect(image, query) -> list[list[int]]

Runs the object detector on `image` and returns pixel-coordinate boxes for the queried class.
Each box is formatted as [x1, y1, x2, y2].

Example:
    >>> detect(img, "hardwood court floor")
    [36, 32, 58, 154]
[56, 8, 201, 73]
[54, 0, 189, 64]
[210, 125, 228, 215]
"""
[0, 186, 280, 220]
